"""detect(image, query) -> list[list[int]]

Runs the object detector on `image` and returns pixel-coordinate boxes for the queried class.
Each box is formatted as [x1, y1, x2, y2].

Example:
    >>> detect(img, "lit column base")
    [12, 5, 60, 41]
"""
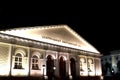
[43, 75, 48, 80]
[69, 75, 72, 80]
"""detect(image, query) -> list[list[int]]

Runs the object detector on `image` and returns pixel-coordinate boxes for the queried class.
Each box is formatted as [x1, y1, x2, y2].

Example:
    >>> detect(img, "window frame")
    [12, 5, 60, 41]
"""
[14, 53, 23, 69]
[31, 55, 39, 70]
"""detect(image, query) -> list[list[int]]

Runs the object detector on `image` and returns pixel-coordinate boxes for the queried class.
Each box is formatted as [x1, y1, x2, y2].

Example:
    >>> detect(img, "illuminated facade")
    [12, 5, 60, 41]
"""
[0, 25, 102, 79]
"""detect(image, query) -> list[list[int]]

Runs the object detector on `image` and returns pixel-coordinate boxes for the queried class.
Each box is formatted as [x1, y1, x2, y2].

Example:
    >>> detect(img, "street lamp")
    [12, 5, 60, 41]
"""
[111, 68, 114, 75]
[53, 66, 56, 80]
[42, 65, 45, 80]
[53, 66, 56, 70]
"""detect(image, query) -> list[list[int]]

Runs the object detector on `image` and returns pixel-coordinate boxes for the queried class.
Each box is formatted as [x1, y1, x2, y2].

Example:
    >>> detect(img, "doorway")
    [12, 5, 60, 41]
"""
[47, 55, 54, 80]
[70, 58, 76, 80]
[59, 56, 66, 79]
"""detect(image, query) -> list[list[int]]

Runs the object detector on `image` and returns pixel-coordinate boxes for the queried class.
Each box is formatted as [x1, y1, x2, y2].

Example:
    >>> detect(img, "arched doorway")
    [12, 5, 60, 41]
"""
[59, 56, 66, 79]
[70, 58, 76, 80]
[47, 55, 54, 80]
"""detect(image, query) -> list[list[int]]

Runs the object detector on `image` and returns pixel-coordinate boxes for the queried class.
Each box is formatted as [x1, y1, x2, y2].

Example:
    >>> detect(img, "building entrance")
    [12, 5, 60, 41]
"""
[47, 55, 54, 80]
[70, 58, 76, 80]
[59, 56, 66, 79]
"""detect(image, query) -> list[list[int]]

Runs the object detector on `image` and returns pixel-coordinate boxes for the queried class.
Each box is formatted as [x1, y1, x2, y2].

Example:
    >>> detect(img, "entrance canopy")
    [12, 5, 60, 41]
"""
[0, 25, 100, 53]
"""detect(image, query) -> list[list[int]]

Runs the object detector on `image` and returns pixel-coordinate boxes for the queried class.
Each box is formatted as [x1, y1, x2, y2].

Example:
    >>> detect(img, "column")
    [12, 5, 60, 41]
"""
[66, 60, 69, 76]
[95, 58, 102, 76]
[28, 47, 30, 76]
[68, 61, 71, 76]
[76, 56, 80, 76]
[68, 60, 72, 79]
[9, 44, 13, 76]
[55, 51, 59, 77]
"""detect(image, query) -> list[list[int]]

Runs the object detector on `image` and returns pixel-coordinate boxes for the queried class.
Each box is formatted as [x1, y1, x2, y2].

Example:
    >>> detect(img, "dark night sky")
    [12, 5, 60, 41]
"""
[0, 7, 120, 55]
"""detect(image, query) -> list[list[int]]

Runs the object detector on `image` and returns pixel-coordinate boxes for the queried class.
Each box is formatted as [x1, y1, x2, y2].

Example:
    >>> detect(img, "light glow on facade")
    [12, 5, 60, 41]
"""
[0, 25, 99, 53]
[0, 25, 102, 79]
[0, 42, 11, 76]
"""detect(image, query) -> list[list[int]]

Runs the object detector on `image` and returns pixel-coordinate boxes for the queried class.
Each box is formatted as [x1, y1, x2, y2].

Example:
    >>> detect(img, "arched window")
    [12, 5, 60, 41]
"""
[14, 53, 23, 69]
[32, 55, 39, 70]
[80, 57, 86, 71]
[87, 58, 93, 72]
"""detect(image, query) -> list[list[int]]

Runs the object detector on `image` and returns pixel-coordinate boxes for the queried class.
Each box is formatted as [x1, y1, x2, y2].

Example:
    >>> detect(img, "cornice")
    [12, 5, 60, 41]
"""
[0, 33, 101, 57]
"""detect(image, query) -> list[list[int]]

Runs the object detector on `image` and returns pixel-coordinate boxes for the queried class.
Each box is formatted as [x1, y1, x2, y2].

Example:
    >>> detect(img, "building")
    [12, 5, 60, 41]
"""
[101, 50, 120, 76]
[0, 25, 102, 80]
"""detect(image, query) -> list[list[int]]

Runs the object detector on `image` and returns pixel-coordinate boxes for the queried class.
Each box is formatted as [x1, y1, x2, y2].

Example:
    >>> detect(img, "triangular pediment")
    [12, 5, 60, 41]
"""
[0, 25, 99, 53]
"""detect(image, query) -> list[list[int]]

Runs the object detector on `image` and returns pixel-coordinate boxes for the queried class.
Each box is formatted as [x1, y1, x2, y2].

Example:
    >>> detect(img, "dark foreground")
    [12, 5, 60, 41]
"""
[104, 76, 120, 80]
[1, 76, 120, 80]
[0, 76, 101, 80]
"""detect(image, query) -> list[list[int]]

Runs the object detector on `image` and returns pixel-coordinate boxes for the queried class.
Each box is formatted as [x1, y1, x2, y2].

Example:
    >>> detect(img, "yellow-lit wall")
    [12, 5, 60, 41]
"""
[0, 42, 10, 76]
[11, 45, 29, 76]
[0, 41, 102, 77]
[87, 57, 95, 76]
[79, 55, 88, 76]
[79, 55, 98, 76]
[94, 58, 102, 76]
[30, 48, 45, 76]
